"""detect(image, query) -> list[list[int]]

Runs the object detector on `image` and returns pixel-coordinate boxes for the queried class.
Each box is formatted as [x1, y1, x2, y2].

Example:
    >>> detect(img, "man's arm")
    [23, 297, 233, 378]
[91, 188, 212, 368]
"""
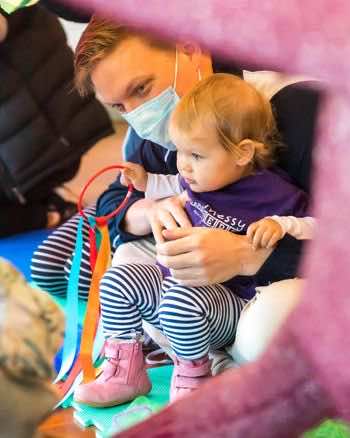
[96, 139, 177, 245]
[256, 235, 305, 284]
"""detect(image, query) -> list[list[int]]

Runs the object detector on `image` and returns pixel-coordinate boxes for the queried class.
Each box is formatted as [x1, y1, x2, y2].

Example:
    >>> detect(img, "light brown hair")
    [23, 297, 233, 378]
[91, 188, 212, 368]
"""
[74, 16, 173, 96]
[171, 73, 280, 169]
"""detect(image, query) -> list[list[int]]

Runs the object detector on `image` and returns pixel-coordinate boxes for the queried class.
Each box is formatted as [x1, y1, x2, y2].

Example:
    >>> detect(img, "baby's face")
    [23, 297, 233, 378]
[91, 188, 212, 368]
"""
[170, 121, 245, 192]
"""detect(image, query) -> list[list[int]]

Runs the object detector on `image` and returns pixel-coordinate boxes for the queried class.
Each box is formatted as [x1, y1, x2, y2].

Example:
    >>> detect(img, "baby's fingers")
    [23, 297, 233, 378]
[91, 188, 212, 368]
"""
[251, 226, 266, 250]
[247, 222, 259, 243]
[266, 231, 282, 249]
[120, 170, 132, 187]
[260, 230, 274, 248]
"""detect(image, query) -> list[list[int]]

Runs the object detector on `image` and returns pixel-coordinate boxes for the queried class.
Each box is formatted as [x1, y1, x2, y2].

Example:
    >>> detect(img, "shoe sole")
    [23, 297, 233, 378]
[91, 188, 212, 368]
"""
[73, 387, 152, 408]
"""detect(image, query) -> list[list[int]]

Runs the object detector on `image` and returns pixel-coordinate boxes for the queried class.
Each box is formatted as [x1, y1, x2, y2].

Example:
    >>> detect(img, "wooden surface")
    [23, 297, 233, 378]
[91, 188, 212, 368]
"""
[38, 408, 95, 438]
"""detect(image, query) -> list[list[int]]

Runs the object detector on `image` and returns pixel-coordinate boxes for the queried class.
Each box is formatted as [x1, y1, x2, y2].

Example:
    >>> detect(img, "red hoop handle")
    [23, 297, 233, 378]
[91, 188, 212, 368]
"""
[78, 165, 133, 226]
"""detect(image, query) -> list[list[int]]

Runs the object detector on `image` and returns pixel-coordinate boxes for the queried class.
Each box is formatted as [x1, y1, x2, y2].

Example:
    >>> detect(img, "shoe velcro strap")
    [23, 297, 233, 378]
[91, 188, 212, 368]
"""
[105, 344, 134, 360]
[176, 361, 211, 378]
[175, 375, 209, 389]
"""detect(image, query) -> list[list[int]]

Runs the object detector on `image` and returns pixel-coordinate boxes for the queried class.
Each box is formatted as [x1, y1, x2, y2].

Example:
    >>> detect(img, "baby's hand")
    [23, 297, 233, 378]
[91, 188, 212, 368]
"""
[247, 218, 284, 250]
[120, 162, 148, 192]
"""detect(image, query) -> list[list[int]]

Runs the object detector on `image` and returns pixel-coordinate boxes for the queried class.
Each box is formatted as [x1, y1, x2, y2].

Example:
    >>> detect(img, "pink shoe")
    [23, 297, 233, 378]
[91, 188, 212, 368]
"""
[74, 339, 152, 407]
[170, 356, 212, 402]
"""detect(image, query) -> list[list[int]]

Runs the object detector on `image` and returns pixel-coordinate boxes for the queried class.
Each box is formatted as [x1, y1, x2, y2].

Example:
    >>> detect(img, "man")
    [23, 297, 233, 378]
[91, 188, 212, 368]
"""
[31, 16, 320, 371]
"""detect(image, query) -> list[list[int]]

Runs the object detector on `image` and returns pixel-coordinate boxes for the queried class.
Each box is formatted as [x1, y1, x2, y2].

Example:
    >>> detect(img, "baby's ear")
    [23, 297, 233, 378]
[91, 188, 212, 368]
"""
[236, 139, 256, 166]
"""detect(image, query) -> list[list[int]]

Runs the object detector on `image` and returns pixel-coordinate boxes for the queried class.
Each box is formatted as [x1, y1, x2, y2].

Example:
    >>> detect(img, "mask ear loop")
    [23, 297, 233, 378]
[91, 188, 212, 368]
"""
[173, 48, 179, 91]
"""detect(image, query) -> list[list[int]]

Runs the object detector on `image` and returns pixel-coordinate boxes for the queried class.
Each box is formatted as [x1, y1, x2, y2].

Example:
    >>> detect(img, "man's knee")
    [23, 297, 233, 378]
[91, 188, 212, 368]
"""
[229, 278, 304, 364]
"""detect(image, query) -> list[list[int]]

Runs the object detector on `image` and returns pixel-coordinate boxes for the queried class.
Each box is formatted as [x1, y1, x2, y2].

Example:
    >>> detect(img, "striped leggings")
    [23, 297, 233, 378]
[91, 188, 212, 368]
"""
[31, 206, 95, 299]
[100, 264, 246, 360]
[30, 206, 246, 359]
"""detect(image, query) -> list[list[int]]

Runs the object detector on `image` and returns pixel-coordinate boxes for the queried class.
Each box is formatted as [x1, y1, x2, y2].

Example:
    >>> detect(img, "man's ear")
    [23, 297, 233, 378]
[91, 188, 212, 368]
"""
[236, 139, 256, 166]
[176, 41, 202, 69]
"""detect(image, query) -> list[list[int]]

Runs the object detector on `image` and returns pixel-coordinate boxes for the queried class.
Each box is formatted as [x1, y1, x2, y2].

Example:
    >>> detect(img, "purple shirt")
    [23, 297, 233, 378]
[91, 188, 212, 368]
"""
[160, 168, 308, 300]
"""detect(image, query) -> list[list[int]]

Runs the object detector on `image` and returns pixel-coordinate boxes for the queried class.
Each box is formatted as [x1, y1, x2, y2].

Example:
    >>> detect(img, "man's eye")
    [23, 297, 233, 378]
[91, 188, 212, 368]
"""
[192, 153, 203, 160]
[135, 84, 149, 97]
[112, 103, 125, 113]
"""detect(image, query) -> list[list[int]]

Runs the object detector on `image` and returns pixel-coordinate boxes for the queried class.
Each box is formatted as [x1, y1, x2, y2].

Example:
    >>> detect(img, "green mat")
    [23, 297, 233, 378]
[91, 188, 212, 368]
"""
[38, 290, 349, 437]
[72, 365, 173, 437]
[304, 420, 350, 438]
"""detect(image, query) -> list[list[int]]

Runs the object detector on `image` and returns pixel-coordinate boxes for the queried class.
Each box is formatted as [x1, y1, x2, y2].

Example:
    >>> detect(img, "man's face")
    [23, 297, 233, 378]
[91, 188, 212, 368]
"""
[91, 37, 202, 113]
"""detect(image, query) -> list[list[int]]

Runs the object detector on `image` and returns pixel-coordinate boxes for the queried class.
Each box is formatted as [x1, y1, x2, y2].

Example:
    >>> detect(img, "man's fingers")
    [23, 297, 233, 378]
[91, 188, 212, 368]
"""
[171, 207, 192, 228]
[157, 230, 196, 255]
[157, 251, 198, 270]
[158, 210, 179, 230]
[150, 219, 165, 244]
[161, 227, 195, 242]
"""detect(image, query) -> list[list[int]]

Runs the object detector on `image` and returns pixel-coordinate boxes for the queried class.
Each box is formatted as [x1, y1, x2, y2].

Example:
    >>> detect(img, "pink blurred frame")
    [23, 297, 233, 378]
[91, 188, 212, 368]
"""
[63, 0, 350, 435]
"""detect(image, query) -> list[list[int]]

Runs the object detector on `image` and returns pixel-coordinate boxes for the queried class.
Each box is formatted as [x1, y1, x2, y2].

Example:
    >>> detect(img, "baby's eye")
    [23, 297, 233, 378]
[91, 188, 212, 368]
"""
[192, 153, 203, 160]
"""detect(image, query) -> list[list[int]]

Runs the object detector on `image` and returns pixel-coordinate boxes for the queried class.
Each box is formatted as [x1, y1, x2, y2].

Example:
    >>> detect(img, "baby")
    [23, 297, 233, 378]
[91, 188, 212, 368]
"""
[74, 73, 309, 407]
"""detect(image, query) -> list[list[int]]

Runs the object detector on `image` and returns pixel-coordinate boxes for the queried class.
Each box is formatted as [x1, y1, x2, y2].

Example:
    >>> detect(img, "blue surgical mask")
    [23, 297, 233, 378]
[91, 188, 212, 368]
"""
[122, 51, 180, 150]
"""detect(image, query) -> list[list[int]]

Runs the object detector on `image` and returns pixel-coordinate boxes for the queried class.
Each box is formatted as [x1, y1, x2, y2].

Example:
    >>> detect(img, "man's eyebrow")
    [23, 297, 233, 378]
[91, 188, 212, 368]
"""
[102, 75, 154, 106]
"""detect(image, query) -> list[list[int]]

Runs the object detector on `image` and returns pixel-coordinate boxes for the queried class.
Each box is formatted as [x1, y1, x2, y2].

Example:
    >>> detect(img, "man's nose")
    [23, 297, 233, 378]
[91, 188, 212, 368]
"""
[124, 97, 148, 113]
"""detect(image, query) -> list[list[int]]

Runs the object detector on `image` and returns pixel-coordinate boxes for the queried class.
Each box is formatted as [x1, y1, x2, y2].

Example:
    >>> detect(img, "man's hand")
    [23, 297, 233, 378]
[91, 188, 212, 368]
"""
[120, 162, 148, 192]
[156, 227, 272, 286]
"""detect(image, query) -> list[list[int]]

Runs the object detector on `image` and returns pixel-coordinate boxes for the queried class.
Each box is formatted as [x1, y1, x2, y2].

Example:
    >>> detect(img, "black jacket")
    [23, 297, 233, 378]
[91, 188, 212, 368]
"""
[0, 5, 113, 235]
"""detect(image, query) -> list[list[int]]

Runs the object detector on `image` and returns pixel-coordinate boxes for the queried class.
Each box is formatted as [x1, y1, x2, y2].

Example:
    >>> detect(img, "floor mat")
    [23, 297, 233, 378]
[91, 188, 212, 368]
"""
[0, 229, 51, 280]
[72, 365, 173, 437]
[305, 420, 350, 437]
[2, 232, 349, 437]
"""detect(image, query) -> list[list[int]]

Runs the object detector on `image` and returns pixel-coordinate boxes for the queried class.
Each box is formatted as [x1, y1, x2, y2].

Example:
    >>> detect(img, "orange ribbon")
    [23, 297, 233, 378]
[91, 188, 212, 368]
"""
[79, 222, 111, 382]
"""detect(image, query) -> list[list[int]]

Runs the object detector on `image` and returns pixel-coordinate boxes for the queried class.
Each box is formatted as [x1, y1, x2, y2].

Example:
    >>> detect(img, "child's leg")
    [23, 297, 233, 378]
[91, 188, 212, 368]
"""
[158, 279, 245, 401]
[74, 263, 163, 407]
[100, 263, 163, 338]
[159, 279, 245, 359]
[31, 206, 94, 299]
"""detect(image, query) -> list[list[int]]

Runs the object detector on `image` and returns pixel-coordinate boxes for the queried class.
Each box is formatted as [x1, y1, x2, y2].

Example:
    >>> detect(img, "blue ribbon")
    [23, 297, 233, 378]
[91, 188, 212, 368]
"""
[54, 216, 84, 383]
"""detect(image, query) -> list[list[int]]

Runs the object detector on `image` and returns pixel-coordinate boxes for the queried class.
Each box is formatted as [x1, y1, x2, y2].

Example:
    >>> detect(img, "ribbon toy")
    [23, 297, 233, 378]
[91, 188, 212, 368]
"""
[54, 165, 133, 404]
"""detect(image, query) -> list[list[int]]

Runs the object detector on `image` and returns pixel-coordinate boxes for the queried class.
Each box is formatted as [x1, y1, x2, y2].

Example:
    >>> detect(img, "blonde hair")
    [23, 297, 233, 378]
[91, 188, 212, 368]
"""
[171, 73, 280, 169]
[74, 16, 173, 96]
